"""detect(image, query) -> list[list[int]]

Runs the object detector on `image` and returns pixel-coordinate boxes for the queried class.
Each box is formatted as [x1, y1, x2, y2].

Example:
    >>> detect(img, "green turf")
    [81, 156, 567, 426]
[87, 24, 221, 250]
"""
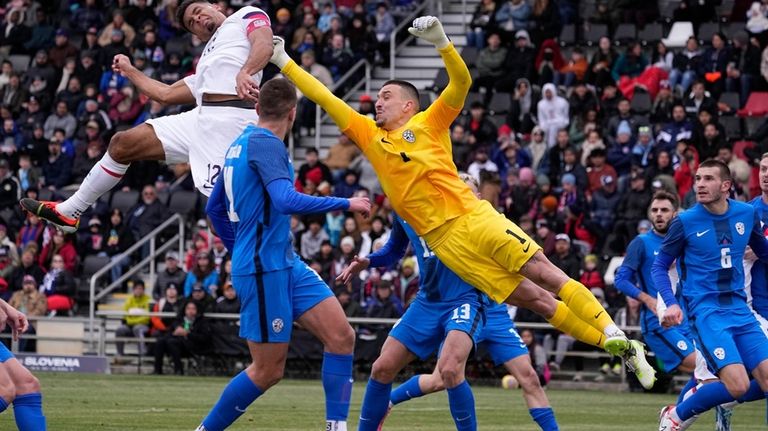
[0, 373, 763, 430]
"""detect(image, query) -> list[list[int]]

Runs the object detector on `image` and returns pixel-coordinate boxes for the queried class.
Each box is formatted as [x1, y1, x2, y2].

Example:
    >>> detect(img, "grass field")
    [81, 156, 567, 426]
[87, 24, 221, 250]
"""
[0, 373, 763, 430]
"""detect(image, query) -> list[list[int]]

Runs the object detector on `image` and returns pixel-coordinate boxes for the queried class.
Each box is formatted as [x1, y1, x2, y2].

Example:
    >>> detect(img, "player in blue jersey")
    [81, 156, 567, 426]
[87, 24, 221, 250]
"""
[336, 174, 559, 431]
[199, 78, 370, 431]
[653, 160, 768, 431]
[745, 152, 768, 333]
[0, 298, 46, 430]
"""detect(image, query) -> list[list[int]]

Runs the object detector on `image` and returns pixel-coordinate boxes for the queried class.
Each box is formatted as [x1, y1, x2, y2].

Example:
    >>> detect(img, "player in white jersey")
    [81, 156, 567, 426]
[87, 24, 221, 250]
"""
[21, 0, 273, 232]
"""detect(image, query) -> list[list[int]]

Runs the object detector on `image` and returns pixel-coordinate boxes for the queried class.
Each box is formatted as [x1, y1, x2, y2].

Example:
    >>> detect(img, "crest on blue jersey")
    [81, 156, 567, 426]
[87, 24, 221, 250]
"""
[402, 129, 415, 143]
[735, 222, 745, 235]
[272, 318, 284, 333]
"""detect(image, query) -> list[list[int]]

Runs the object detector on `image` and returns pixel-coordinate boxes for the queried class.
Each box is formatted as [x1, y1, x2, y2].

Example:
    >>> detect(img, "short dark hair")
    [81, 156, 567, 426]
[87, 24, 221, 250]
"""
[306, 148, 319, 155]
[652, 190, 680, 210]
[382, 79, 420, 110]
[699, 158, 732, 183]
[258, 78, 297, 121]
[177, 0, 210, 32]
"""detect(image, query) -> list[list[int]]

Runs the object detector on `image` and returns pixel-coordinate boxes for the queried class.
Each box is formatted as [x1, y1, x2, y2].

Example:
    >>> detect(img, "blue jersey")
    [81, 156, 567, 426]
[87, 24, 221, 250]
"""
[369, 213, 481, 303]
[747, 196, 768, 318]
[222, 125, 295, 275]
[659, 200, 766, 313]
[617, 231, 689, 332]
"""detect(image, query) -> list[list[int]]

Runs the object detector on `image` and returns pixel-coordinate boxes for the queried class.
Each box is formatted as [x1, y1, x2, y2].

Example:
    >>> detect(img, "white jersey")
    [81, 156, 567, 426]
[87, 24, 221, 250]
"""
[183, 6, 270, 105]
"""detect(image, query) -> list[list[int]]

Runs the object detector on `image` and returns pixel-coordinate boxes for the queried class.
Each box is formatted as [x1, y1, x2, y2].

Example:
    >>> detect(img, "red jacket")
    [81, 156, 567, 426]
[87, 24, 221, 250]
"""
[39, 241, 78, 273]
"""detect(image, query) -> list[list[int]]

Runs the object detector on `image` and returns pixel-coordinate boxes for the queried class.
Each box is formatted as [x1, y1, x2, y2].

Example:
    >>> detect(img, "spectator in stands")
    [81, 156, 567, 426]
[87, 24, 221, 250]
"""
[76, 51, 103, 91]
[394, 257, 418, 307]
[728, 32, 763, 107]
[614, 170, 652, 247]
[72, 136, 104, 184]
[101, 28, 131, 72]
[651, 80, 676, 124]
[547, 130, 572, 185]
[500, 30, 536, 91]
[49, 29, 79, 70]
[71, 0, 104, 35]
[153, 300, 211, 375]
[214, 282, 240, 314]
[300, 217, 330, 261]
[39, 253, 76, 316]
[611, 42, 648, 83]
[155, 251, 185, 300]
[527, 126, 548, 172]
[17, 154, 40, 194]
[0, 61, 12, 90]
[297, 148, 333, 192]
[151, 282, 181, 336]
[493, 126, 531, 180]
[632, 126, 656, 169]
[272, 8, 295, 46]
[668, 37, 703, 98]
[41, 137, 72, 190]
[8, 274, 45, 351]
[183, 251, 218, 298]
[0, 118, 22, 159]
[699, 32, 730, 97]
[587, 37, 619, 90]
[291, 12, 323, 53]
[458, 102, 498, 150]
[16, 213, 43, 252]
[507, 78, 539, 134]
[102, 208, 135, 284]
[568, 83, 598, 124]
[126, 0, 157, 30]
[108, 84, 143, 129]
[467, 147, 499, 184]
[126, 184, 165, 241]
[684, 80, 716, 118]
[451, 123, 472, 170]
[80, 217, 105, 257]
[59, 75, 84, 114]
[313, 239, 335, 284]
[157, 0, 182, 42]
[528, 0, 560, 46]
[211, 237, 228, 275]
[333, 168, 361, 199]
[581, 129, 607, 170]
[716, 145, 751, 194]
[294, 50, 332, 133]
[558, 48, 588, 88]
[695, 121, 724, 162]
[324, 134, 360, 178]
[24, 8, 54, 55]
[1, 74, 27, 116]
[99, 10, 136, 48]
[0, 8, 31, 56]
[550, 233, 580, 279]
[473, 33, 507, 100]
[590, 174, 622, 233]
[645, 149, 675, 184]
[0, 159, 19, 211]
[466, 0, 497, 48]
[40, 230, 77, 273]
[336, 287, 363, 318]
[537, 84, 569, 148]
[189, 282, 215, 313]
[8, 247, 43, 293]
[656, 104, 693, 152]
[534, 39, 565, 87]
[373, 2, 395, 66]
[115, 279, 151, 356]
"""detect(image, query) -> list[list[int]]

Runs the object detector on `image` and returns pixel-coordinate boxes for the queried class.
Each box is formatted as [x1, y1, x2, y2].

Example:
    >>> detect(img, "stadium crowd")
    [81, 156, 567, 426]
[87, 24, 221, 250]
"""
[0, 0, 764, 381]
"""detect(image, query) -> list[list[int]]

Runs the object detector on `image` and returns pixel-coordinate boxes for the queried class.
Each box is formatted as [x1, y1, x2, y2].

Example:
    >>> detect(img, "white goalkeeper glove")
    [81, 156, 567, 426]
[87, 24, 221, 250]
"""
[270, 36, 290, 69]
[408, 16, 450, 49]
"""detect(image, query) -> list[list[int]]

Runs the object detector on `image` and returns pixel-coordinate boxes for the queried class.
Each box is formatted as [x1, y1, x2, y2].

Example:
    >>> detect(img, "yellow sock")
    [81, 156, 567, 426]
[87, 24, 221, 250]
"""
[558, 279, 616, 333]
[546, 301, 605, 348]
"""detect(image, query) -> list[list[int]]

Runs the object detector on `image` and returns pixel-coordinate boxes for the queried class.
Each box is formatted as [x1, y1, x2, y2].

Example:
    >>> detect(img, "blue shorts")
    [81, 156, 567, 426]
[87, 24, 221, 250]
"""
[389, 296, 485, 360]
[476, 305, 528, 366]
[690, 307, 768, 374]
[234, 260, 333, 343]
[0, 343, 12, 362]
[644, 325, 696, 373]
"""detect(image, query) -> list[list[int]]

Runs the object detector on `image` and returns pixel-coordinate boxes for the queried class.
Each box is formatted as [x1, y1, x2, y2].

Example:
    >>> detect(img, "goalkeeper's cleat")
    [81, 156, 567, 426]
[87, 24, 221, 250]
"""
[376, 401, 393, 431]
[714, 404, 733, 431]
[603, 329, 630, 356]
[625, 340, 656, 390]
[20, 198, 79, 233]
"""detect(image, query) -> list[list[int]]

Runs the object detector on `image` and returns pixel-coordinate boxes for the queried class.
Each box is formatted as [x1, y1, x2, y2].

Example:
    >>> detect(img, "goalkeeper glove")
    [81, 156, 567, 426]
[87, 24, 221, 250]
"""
[407, 16, 450, 49]
[270, 36, 290, 69]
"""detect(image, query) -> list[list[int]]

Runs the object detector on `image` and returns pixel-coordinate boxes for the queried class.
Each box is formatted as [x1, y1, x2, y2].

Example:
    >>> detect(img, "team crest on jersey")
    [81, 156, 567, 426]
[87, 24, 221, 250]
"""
[713, 347, 725, 360]
[272, 318, 284, 333]
[735, 222, 745, 235]
[402, 129, 416, 143]
[677, 340, 688, 351]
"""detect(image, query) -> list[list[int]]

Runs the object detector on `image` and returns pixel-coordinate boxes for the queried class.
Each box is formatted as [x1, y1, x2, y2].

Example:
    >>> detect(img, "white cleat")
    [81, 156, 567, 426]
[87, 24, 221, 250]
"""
[659, 405, 682, 431]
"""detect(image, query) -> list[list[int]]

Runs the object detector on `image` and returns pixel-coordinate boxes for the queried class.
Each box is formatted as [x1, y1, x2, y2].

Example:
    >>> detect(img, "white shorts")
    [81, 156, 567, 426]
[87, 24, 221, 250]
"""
[145, 105, 258, 196]
[693, 345, 718, 381]
[753, 309, 768, 338]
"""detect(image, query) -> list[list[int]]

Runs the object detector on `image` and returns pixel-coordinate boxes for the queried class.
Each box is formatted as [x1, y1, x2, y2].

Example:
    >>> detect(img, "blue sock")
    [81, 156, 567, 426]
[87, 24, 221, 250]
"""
[0, 397, 7, 413]
[677, 381, 735, 421]
[390, 376, 423, 406]
[358, 378, 392, 431]
[529, 407, 559, 431]
[677, 375, 698, 405]
[322, 352, 353, 421]
[12, 393, 46, 431]
[446, 381, 477, 431]
[201, 371, 264, 431]
[737, 380, 765, 403]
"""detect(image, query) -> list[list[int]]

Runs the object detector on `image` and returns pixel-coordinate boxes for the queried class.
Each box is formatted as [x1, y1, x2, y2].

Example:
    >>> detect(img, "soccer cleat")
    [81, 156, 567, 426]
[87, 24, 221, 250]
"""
[376, 401, 393, 431]
[603, 329, 630, 356]
[20, 198, 79, 233]
[659, 405, 682, 431]
[624, 340, 657, 390]
[714, 405, 733, 431]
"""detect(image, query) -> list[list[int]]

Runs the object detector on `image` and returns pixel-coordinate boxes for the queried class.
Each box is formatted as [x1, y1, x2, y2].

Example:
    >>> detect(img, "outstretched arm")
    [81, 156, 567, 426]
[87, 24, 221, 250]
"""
[367, 220, 410, 268]
[205, 179, 235, 251]
[112, 54, 194, 105]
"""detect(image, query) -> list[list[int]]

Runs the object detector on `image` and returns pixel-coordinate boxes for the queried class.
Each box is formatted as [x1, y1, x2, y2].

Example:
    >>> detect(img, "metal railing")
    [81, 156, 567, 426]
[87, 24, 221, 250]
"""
[313, 58, 371, 150]
[389, 0, 438, 80]
[88, 213, 185, 348]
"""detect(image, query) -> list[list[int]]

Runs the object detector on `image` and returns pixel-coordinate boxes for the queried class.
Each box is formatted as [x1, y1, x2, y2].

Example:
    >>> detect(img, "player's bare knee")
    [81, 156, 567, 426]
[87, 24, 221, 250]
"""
[438, 359, 464, 388]
[325, 323, 355, 355]
[246, 362, 284, 390]
[15, 372, 40, 395]
[515, 368, 540, 392]
[370, 357, 398, 383]
[0, 380, 15, 404]
[723, 379, 749, 399]
[107, 131, 133, 163]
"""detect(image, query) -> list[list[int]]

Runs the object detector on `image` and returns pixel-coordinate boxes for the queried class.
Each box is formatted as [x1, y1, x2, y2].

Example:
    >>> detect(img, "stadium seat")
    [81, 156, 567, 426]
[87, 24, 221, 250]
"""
[733, 140, 755, 161]
[488, 92, 510, 115]
[419, 92, 433, 109]
[584, 24, 608, 47]
[78, 254, 112, 302]
[462, 92, 483, 113]
[110, 190, 139, 215]
[432, 68, 448, 92]
[37, 188, 53, 202]
[630, 91, 652, 114]
[559, 24, 576, 47]
[8, 54, 30, 73]
[718, 91, 740, 113]
[720, 116, 742, 141]
[613, 24, 637, 45]
[662, 22, 694, 48]
[167, 190, 198, 218]
[638, 23, 664, 46]
[460, 46, 478, 65]
[737, 92, 768, 117]
[697, 22, 720, 45]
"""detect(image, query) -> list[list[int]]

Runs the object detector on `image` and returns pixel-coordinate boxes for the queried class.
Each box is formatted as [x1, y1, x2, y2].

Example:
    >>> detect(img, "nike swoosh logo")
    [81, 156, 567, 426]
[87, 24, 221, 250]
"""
[654, 251, 659, 256]
[696, 230, 710, 237]
[381, 137, 393, 145]
[454, 320, 468, 323]
[522, 243, 531, 253]
[202, 184, 214, 189]
[235, 406, 246, 413]
[594, 310, 604, 319]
